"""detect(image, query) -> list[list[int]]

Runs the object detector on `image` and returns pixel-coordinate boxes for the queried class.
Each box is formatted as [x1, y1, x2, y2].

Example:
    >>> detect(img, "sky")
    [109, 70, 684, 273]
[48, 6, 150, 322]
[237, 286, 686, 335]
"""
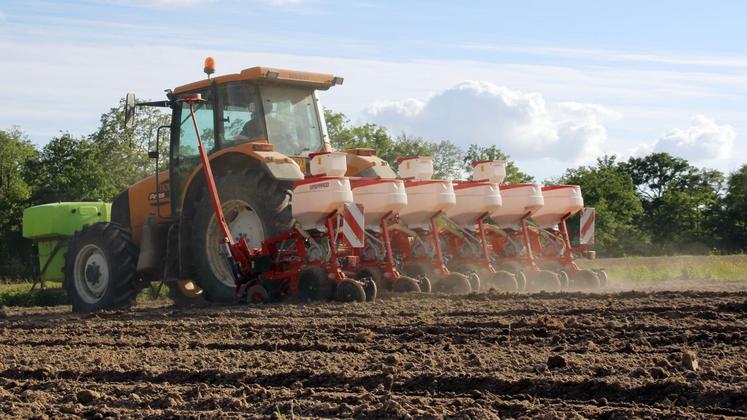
[1, 0, 746, 180]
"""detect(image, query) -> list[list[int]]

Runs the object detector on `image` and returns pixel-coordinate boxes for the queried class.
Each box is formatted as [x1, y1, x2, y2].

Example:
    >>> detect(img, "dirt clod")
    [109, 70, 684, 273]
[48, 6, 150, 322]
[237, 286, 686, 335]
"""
[547, 355, 567, 369]
[75, 389, 100, 405]
[385, 354, 402, 366]
[650, 366, 668, 379]
[682, 350, 699, 371]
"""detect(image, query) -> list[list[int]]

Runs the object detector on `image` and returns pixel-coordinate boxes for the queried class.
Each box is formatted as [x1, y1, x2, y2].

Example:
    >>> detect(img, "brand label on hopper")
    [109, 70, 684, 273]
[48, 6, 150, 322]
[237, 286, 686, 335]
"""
[310, 182, 330, 190]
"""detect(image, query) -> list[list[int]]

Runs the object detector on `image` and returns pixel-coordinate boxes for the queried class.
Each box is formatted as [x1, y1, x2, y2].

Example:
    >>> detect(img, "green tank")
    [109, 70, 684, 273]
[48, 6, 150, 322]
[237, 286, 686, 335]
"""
[22, 202, 111, 282]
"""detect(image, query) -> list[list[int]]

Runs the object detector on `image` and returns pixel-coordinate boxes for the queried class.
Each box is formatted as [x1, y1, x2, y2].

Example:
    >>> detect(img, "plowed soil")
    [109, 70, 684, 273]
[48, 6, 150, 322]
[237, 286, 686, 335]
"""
[1, 289, 746, 418]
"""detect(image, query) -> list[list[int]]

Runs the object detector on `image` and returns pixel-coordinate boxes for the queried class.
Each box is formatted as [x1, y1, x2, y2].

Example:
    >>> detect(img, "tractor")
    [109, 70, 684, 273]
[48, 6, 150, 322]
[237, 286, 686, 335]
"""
[62, 59, 392, 312]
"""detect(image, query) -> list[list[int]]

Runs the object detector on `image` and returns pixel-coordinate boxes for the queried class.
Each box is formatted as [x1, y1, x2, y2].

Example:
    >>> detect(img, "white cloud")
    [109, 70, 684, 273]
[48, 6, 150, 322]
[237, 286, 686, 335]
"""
[364, 80, 620, 163]
[653, 115, 735, 161]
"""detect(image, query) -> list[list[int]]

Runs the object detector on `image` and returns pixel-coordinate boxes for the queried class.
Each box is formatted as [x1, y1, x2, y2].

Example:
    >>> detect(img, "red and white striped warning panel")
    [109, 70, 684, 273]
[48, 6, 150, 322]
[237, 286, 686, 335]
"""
[579, 207, 595, 245]
[342, 203, 365, 248]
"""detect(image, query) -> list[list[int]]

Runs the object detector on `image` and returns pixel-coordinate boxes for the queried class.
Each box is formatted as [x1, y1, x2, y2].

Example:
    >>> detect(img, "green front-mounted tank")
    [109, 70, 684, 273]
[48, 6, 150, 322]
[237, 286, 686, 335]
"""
[23, 202, 111, 282]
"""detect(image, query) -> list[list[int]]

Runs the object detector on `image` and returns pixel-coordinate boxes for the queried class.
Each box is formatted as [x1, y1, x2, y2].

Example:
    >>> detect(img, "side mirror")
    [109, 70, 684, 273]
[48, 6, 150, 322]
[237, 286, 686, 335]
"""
[124, 93, 136, 129]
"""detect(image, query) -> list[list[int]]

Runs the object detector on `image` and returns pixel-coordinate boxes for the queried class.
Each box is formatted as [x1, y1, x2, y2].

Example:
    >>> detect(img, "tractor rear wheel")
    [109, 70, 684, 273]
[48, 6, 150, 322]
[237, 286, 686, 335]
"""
[63, 223, 143, 313]
[393, 276, 421, 293]
[336, 279, 366, 302]
[298, 267, 333, 302]
[192, 171, 292, 303]
[527, 270, 561, 292]
[434, 273, 472, 294]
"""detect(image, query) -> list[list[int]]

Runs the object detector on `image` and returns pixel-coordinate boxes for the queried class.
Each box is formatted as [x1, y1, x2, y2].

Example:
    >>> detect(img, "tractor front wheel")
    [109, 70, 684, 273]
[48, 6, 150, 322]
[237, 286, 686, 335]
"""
[63, 223, 143, 313]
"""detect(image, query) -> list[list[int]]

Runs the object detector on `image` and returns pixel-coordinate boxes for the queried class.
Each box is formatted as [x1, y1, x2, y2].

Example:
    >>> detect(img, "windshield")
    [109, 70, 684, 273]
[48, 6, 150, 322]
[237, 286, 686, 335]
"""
[260, 85, 323, 156]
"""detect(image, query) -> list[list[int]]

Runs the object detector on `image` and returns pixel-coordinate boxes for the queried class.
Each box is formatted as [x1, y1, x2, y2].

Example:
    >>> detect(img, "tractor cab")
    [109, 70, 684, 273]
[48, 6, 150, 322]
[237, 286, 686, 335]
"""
[126, 59, 343, 215]
[169, 65, 342, 158]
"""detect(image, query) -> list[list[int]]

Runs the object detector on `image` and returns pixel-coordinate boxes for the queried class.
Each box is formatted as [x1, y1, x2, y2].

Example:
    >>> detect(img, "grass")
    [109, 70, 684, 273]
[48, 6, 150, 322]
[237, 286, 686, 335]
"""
[578, 254, 747, 284]
[0, 281, 67, 307]
[0, 281, 173, 308]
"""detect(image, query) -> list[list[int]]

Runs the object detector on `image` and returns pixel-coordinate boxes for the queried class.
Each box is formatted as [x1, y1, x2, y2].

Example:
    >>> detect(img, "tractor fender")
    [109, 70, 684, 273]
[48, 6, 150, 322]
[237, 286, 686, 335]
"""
[177, 148, 302, 279]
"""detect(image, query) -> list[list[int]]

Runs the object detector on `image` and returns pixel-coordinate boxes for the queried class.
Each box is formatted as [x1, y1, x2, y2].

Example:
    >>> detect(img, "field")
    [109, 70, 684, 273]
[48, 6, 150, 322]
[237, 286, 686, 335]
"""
[0, 257, 745, 418]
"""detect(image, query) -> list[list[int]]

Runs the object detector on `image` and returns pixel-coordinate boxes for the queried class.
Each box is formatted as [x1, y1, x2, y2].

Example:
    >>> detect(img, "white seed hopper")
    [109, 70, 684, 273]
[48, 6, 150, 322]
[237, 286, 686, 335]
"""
[399, 180, 456, 228]
[351, 178, 408, 229]
[531, 185, 584, 228]
[491, 184, 544, 228]
[309, 151, 348, 177]
[446, 182, 502, 227]
[292, 176, 353, 229]
[397, 156, 434, 181]
[471, 160, 507, 184]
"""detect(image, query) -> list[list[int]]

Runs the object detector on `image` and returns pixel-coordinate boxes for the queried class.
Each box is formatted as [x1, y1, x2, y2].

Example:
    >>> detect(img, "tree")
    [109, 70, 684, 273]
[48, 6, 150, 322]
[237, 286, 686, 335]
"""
[557, 155, 647, 256]
[0, 128, 37, 229]
[620, 153, 724, 253]
[462, 144, 533, 184]
[0, 128, 38, 280]
[325, 110, 394, 157]
[27, 133, 116, 203]
[90, 98, 171, 194]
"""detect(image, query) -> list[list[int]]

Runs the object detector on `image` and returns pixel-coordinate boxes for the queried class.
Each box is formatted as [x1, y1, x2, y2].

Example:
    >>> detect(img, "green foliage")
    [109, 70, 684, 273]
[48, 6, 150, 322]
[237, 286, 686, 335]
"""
[0, 128, 38, 280]
[0, 128, 37, 228]
[91, 98, 171, 194]
[27, 134, 115, 202]
[620, 153, 725, 254]
[462, 144, 534, 184]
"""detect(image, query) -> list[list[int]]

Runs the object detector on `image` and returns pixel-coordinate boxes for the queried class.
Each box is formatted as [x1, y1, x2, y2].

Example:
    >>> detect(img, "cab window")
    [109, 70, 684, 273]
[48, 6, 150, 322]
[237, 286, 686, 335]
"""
[219, 83, 265, 145]
[260, 85, 323, 156]
[177, 89, 215, 157]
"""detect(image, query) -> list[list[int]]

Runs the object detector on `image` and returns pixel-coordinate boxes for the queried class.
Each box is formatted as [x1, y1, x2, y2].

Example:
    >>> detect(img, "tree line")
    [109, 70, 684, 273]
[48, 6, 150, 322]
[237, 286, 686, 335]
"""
[1, 105, 744, 280]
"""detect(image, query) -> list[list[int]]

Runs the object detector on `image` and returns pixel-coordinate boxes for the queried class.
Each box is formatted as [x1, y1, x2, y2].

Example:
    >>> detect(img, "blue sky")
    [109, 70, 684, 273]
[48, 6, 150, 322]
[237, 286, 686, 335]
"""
[1, 0, 745, 180]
